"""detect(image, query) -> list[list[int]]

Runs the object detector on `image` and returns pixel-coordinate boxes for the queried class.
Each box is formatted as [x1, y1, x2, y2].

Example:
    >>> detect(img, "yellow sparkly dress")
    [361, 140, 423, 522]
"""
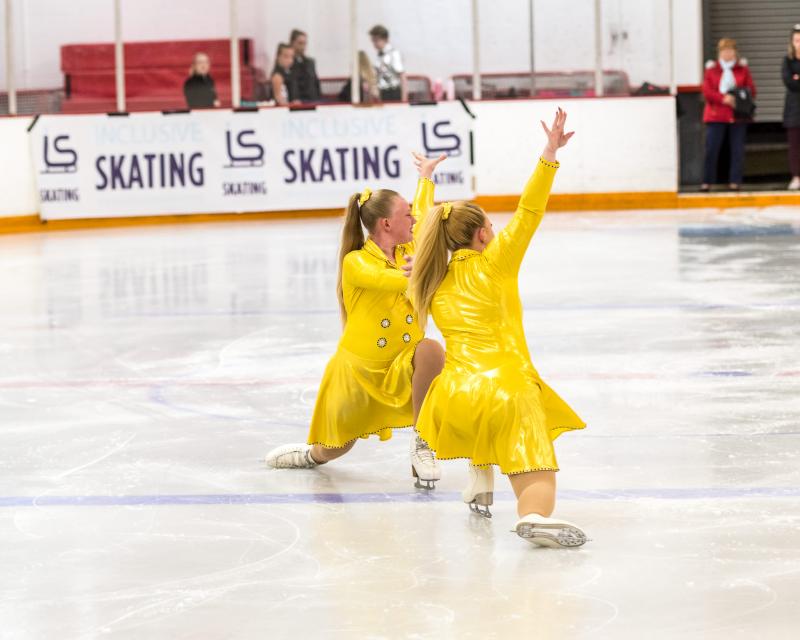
[416, 158, 585, 475]
[307, 177, 435, 448]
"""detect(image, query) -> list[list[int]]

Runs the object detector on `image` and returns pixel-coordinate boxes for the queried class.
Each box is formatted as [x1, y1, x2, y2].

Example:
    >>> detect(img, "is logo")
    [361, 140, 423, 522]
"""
[224, 129, 265, 168]
[42, 135, 78, 174]
[420, 120, 462, 158]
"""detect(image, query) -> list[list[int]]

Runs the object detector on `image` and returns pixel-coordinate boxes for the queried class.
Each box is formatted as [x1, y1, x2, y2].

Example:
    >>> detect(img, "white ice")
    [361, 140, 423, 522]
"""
[1, 206, 799, 639]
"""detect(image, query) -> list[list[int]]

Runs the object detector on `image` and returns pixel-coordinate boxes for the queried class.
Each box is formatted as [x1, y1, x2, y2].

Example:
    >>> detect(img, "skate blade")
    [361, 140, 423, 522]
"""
[412, 466, 436, 491]
[515, 522, 587, 548]
[466, 491, 493, 518]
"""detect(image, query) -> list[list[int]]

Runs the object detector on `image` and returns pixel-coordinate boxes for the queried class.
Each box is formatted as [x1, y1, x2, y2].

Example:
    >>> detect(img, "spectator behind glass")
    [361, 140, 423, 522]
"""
[290, 29, 321, 102]
[701, 38, 756, 192]
[337, 51, 380, 104]
[271, 43, 298, 106]
[183, 52, 221, 109]
[782, 24, 800, 190]
[369, 24, 407, 102]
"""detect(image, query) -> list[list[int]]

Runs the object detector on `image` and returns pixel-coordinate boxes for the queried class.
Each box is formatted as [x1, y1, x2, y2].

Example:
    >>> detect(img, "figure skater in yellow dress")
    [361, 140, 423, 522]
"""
[410, 109, 588, 546]
[265, 152, 447, 489]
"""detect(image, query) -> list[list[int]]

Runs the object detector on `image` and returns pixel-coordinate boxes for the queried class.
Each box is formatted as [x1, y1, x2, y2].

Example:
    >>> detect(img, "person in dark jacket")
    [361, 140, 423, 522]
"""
[271, 43, 299, 106]
[183, 52, 220, 109]
[289, 29, 321, 102]
[701, 38, 756, 192]
[783, 24, 800, 190]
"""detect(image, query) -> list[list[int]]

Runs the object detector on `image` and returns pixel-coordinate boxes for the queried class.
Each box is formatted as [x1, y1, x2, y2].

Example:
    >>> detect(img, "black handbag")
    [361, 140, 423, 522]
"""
[728, 87, 756, 119]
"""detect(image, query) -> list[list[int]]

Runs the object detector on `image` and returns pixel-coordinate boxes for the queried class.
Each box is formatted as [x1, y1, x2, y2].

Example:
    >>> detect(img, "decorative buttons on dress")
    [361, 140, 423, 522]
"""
[377, 337, 388, 348]
[381, 318, 391, 328]
[405, 314, 413, 324]
[402, 333, 411, 343]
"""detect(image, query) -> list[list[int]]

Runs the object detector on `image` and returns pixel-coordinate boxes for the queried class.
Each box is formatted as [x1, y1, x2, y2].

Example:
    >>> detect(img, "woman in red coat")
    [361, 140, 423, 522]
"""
[701, 38, 757, 192]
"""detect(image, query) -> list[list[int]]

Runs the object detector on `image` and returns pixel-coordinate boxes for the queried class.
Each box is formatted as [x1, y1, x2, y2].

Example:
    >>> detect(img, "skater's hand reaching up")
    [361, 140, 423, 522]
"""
[401, 254, 413, 278]
[540, 108, 574, 162]
[412, 151, 447, 180]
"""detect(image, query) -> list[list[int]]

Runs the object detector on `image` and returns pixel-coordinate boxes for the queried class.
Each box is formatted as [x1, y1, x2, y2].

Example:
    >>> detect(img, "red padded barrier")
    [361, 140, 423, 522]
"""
[60, 38, 255, 111]
[61, 39, 251, 72]
[67, 68, 253, 98]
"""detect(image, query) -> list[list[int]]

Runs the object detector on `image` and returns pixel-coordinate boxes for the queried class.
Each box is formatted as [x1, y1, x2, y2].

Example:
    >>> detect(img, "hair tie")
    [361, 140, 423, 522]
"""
[359, 188, 372, 207]
[441, 202, 452, 220]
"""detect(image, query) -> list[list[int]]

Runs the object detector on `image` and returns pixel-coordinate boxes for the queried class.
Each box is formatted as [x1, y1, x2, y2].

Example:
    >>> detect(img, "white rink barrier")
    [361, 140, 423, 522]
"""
[0, 116, 38, 217]
[472, 96, 677, 195]
[0, 97, 677, 220]
[27, 103, 474, 221]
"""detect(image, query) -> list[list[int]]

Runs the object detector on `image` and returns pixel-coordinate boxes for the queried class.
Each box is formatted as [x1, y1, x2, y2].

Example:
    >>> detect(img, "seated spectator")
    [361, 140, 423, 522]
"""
[337, 51, 380, 104]
[290, 29, 321, 102]
[701, 38, 756, 192]
[271, 43, 298, 106]
[369, 24, 407, 102]
[183, 52, 220, 109]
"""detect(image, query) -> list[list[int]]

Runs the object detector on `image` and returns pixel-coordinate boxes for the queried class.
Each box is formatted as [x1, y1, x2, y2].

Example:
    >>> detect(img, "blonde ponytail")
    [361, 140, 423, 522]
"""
[336, 188, 402, 326]
[410, 201, 486, 330]
[336, 193, 365, 324]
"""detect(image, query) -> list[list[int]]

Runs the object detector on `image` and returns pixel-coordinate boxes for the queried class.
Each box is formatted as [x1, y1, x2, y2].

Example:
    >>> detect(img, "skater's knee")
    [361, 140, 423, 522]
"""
[414, 339, 445, 370]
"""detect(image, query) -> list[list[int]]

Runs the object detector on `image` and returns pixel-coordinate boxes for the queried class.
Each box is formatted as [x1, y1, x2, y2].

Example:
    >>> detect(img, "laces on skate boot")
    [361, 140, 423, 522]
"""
[410, 436, 440, 490]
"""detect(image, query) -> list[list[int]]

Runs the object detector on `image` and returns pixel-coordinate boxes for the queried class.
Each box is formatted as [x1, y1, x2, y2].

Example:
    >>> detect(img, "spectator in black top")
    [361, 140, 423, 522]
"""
[783, 24, 800, 190]
[289, 29, 321, 102]
[183, 52, 220, 109]
[272, 43, 298, 106]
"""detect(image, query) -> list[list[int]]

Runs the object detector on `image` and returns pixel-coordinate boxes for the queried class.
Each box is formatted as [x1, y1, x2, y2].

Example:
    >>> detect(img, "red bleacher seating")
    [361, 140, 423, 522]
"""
[60, 39, 255, 113]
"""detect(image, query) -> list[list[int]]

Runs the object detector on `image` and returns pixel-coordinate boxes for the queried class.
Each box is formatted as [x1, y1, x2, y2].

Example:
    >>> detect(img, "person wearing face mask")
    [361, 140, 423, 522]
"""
[782, 24, 800, 190]
[700, 38, 757, 192]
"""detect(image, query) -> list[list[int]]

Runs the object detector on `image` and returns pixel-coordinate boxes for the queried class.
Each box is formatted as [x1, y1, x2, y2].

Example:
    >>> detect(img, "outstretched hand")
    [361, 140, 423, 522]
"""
[412, 151, 447, 180]
[540, 108, 574, 161]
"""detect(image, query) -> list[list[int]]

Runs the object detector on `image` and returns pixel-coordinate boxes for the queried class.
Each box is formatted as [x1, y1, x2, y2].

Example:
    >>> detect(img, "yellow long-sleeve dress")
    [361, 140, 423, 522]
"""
[416, 158, 585, 475]
[307, 177, 435, 448]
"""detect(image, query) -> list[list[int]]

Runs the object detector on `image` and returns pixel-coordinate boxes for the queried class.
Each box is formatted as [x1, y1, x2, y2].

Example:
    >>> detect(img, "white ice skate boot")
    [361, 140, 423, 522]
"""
[410, 434, 441, 490]
[462, 463, 494, 518]
[265, 443, 318, 469]
[513, 514, 587, 548]
[789, 177, 800, 191]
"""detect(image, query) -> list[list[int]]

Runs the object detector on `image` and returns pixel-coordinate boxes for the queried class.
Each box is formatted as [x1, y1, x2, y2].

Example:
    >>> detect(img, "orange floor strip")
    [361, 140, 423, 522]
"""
[2, 192, 799, 236]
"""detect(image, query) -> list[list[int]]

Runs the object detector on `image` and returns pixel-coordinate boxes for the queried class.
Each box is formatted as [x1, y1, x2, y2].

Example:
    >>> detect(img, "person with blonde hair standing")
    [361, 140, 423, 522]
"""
[782, 24, 800, 190]
[337, 51, 380, 103]
[410, 109, 588, 548]
[265, 153, 448, 490]
[700, 38, 757, 192]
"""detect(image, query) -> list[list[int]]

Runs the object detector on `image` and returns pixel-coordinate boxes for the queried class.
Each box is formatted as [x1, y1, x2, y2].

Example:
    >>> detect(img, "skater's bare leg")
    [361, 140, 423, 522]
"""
[310, 439, 357, 464]
[508, 470, 556, 518]
[409, 338, 444, 488]
[411, 338, 445, 421]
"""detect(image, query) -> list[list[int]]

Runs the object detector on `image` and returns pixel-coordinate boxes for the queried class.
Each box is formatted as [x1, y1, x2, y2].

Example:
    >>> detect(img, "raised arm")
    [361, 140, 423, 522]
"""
[342, 250, 409, 293]
[411, 152, 446, 241]
[484, 108, 573, 276]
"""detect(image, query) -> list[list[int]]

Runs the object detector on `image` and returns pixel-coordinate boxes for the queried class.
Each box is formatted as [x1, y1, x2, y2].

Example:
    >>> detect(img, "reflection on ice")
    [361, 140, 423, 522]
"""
[0, 207, 799, 638]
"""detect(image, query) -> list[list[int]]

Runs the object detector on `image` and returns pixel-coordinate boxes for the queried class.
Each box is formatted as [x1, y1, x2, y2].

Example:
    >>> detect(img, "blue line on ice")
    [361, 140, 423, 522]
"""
[2, 487, 799, 508]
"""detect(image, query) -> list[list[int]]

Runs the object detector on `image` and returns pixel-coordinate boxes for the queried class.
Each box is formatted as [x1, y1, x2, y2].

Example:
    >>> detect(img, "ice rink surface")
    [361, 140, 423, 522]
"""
[1, 206, 799, 639]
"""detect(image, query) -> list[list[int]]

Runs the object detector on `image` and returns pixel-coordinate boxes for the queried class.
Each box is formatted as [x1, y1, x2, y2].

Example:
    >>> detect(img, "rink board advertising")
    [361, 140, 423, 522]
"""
[29, 103, 474, 221]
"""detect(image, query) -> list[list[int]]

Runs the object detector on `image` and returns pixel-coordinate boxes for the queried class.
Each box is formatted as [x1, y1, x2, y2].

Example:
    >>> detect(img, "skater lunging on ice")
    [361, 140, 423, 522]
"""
[265, 152, 448, 489]
[410, 109, 588, 547]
